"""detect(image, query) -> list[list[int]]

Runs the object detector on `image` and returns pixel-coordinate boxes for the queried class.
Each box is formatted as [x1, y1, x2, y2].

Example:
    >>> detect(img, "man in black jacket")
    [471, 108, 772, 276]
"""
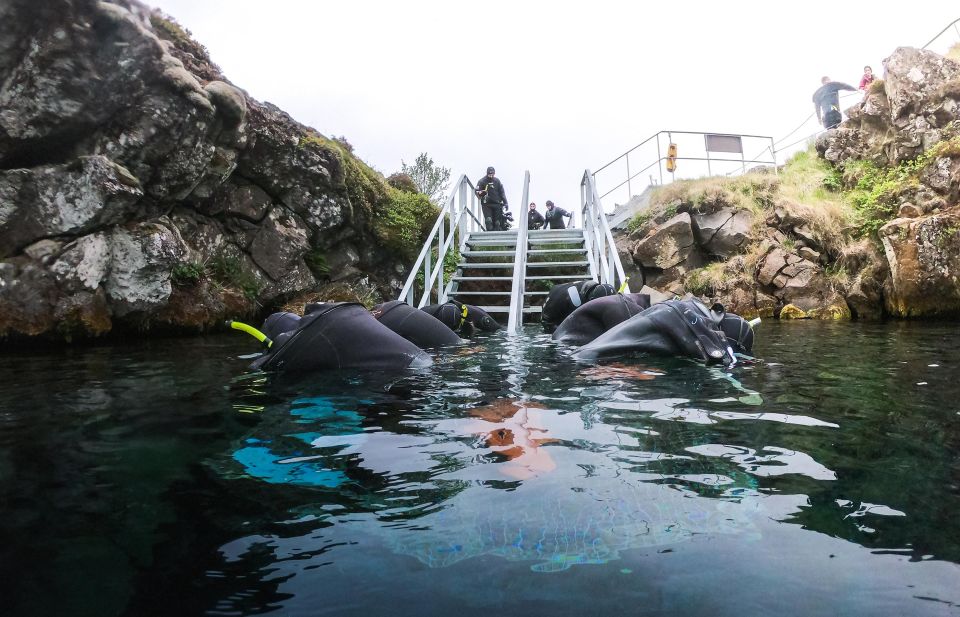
[543, 200, 572, 229]
[527, 202, 545, 230]
[475, 166, 508, 231]
[813, 76, 855, 129]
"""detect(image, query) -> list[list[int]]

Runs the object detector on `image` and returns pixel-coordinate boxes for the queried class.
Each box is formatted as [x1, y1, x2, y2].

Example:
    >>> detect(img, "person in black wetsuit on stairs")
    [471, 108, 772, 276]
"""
[475, 166, 508, 231]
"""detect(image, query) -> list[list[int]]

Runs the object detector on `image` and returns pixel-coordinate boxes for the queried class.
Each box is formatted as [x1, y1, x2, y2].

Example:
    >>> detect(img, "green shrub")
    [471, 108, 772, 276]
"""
[373, 190, 441, 261]
[387, 172, 418, 193]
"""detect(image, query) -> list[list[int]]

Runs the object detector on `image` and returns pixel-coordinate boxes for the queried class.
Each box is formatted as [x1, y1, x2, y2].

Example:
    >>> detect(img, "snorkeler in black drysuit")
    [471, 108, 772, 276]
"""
[572, 299, 755, 365]
[249, 302, 433, 373]
[552, 292, 652, 346]
[421, 300, 502, 336]
[371, 300, 463, 348]
[540, 280, 617, 333]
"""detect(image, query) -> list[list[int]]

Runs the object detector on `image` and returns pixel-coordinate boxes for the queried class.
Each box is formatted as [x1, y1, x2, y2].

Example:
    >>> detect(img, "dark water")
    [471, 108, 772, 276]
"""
[2, 322, 960, 617]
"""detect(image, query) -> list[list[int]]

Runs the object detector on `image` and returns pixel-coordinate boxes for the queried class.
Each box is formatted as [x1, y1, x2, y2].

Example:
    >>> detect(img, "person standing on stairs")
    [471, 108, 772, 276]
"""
[475, 166, 508, 231]
[527, 202, 545, 230]
[543, 200, 573, 229]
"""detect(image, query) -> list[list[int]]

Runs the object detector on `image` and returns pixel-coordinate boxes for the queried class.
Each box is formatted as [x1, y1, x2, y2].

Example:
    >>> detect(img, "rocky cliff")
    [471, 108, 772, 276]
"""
[618, 46, 960, 320]
[0, 0, 436, 341]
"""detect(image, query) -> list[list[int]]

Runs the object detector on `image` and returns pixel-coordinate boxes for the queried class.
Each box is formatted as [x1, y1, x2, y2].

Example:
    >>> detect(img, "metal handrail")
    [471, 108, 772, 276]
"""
[397, 174, 484, 307]
[506, 171, 531, 333]
[593, 130, 776, 202]
[922, 17, 960, 49]
[580, 170, 630, 293]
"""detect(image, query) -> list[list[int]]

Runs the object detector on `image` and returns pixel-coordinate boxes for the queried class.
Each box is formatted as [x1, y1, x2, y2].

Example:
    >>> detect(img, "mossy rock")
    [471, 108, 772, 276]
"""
[778, 304, 809, 319]
[807, 302, 852, 320]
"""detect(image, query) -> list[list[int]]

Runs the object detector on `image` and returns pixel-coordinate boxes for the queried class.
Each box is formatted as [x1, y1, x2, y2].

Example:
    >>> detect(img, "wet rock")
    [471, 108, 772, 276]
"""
[880, 207, 960, 316]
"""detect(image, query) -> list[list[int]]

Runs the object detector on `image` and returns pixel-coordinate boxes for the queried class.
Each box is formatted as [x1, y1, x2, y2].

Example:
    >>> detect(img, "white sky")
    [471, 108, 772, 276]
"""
[148, 0, 958, 211]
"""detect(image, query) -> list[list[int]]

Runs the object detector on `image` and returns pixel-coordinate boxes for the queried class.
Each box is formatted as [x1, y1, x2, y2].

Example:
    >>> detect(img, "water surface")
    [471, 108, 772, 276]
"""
[1, 322, 959, 616]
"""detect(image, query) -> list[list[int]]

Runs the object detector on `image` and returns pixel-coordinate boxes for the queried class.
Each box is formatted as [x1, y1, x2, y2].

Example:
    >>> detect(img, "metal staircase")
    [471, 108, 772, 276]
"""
[446, 228, 591, 321]
[398, 169, 629, 334]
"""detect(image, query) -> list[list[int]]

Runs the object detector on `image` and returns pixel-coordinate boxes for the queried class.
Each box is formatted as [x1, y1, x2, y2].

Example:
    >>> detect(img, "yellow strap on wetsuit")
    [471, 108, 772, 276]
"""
[459, 303, 469, 329]
[227, 320, 273, 348]
[617, 277, 630, 293]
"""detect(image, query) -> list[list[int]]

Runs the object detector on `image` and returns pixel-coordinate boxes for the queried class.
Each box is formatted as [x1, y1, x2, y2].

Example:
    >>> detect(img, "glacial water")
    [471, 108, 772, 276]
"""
[1, 321, 959, 617]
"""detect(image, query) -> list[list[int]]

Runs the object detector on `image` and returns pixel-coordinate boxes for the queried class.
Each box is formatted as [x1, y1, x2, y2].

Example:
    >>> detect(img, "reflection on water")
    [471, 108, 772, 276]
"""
[2, 322, 960, 616]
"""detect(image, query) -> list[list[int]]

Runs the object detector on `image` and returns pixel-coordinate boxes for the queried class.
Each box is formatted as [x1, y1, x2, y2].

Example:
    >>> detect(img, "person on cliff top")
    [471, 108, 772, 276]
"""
[475, 166, 508, 231]
[858, 65, 875, 91]
[812, 76, 856, 129]
[543, 200, 573, 229]
[527, 202, 545, 230]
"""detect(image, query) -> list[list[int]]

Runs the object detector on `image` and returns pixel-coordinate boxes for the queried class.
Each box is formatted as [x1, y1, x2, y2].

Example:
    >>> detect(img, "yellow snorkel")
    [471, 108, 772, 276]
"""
[617, 277, 630, 293]
[226, 320, 273, 348]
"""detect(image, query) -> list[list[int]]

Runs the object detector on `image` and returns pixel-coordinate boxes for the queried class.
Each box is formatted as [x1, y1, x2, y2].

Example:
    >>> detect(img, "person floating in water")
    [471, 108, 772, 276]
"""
[812, 76, 856, 129]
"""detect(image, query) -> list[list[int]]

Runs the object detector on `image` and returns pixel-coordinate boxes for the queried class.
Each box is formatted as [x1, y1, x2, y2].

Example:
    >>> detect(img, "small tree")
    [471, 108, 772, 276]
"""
[400, 152, 451, 206]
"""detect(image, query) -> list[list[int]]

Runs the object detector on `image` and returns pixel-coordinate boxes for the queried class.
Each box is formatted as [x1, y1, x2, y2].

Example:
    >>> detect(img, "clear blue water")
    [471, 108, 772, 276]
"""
[2, 322, 960, 616]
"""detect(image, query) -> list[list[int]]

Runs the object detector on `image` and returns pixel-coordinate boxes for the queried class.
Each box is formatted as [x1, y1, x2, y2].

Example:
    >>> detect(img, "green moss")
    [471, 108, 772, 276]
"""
[208, 253, 261, 301]
[171, 261, 204, 287]
[868, 78, 885, 94]
[304, 250, 330, 277]
[149, 13, 212, 63]
[373, 190, 441, 261]
[684, 262, 726, 296]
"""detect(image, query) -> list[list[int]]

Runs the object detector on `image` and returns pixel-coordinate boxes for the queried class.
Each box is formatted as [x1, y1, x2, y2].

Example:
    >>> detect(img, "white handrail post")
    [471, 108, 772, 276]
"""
[437, 216, 445, 303]
[506, 171, 530, 334]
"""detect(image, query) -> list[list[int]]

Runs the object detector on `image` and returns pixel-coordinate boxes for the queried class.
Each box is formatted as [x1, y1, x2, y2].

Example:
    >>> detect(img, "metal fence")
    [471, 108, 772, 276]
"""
[592, 130, 776, 208]
[581, 170, 631, 293]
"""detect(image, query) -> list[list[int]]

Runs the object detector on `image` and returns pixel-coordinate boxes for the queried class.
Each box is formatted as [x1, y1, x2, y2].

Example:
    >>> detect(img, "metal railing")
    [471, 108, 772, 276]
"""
[581, 170, 630, 293]
[922, 17, 960, 51]
[592, 130, 776, 206]
[505, 171, 531, 333]
[397, 174, 485, 307]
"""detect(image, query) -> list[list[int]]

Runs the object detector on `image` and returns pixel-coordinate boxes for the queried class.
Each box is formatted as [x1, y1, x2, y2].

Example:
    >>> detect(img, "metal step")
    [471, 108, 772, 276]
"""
[526, 261, 590, 268]
[531, 274, 594, 281]
[466, 240, 518, 248]
[474, 305, 510, 313]
[451, 276, 513, 281]
[523, 291, 550, 296]
[457, 263, 515, 269]
[527, 229, 582, 236]
[462, 250, 516, 257]
[527, 248, 586, 254]
[527, 238, 584, 246]
[522, 306, 543, 313]
[451, 291, 511, 296]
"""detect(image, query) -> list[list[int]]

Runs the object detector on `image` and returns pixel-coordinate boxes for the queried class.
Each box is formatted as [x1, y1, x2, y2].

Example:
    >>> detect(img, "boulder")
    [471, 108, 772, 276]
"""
[633, 212, 697, 270]
[880, 208, 960, 316]
[691, 208, 753, 257]
[105, 218, 187, 317]
[0, 156, 143, 258]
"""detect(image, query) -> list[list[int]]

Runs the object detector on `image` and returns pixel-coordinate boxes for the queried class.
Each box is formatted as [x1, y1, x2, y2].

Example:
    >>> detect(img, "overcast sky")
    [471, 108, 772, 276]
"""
[148, 1, 958, 212]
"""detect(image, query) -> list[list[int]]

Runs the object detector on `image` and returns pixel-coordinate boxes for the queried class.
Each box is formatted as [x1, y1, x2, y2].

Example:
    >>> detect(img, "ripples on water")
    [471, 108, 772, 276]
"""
[1, 322, 960, 617]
